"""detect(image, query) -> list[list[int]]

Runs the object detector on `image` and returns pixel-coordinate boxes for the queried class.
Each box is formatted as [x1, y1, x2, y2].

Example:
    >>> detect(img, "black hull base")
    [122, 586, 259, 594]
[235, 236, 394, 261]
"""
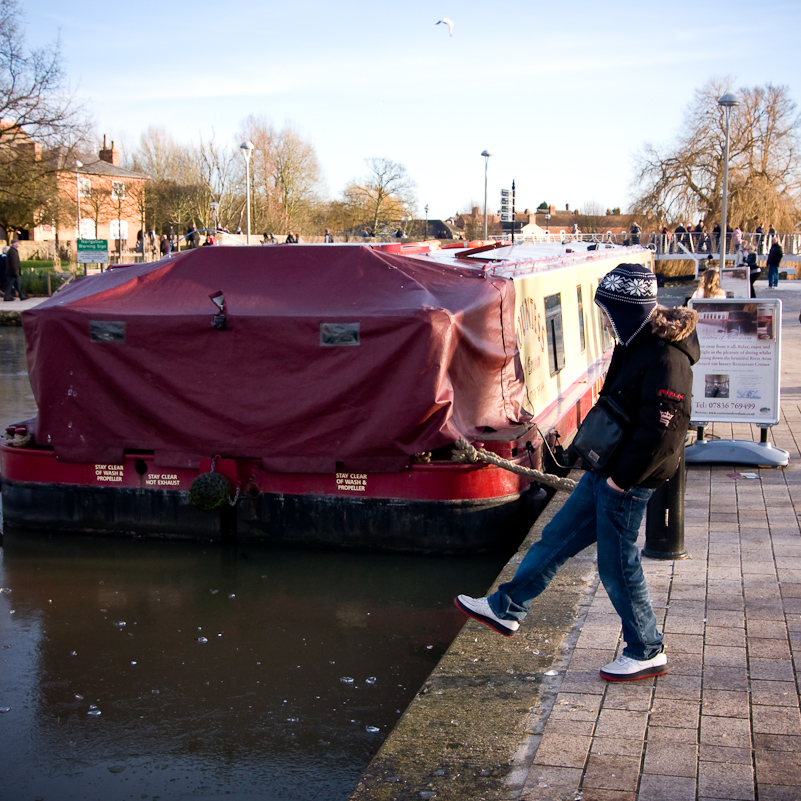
[0, 481, 550, 554]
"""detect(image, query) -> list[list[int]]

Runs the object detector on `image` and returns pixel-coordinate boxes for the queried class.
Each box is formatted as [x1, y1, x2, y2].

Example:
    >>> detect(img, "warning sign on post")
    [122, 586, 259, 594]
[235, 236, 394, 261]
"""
[77, 239, 109, 264]
[688, 298, 782, 426]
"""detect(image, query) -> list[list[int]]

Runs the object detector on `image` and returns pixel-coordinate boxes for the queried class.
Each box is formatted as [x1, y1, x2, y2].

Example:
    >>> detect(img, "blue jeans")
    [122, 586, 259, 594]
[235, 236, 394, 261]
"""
[487, 470, 662, 660]
[768, 265, 779, 287]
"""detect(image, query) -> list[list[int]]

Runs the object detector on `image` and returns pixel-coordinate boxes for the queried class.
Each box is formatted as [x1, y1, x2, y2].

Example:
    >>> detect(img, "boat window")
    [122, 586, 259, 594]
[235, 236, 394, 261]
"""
[90, 321, 126, 343]
[576, 286, 585, 353]
[544, 293, 564, 376]
[598, 306, 612, 350]
[320, 322, 360, 346]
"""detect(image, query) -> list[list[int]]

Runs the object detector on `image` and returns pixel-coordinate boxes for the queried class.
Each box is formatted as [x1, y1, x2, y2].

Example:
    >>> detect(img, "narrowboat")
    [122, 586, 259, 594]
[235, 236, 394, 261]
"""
[0, 240, 653, 553]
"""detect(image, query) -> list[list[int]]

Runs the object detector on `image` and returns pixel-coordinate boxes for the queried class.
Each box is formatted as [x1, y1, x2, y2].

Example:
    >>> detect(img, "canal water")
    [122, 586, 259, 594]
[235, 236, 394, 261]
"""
[0, 326, 511, 801]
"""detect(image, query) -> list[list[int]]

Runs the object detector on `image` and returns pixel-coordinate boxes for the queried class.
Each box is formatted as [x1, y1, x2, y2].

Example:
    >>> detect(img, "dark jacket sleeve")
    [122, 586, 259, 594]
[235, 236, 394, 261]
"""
[603, 342, 693, 490]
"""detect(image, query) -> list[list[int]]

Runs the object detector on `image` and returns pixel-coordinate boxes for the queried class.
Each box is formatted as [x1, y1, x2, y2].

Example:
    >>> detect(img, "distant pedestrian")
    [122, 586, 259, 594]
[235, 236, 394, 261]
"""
[3, 239, 26, 302]
[692, 221, 704, 252]
[674, 222, 688, 250]
[712, 223, 721, 253]
[661, 227, 672, 254]
[746, 245, 759, 298]
[766, 239, 784, 289]
[692, 267, 726, 299]
[629, 221, 641, 245]
[324, 228, 334, 243]
[0, 245, 6, 293]
[160, 234, 170, 259]
[732, 226, 743, 254]
[755, 223, 765, 254]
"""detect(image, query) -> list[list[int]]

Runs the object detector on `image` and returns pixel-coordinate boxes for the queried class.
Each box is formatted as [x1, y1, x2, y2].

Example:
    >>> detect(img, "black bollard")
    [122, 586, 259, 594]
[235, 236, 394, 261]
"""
[643, 445, 688, 560]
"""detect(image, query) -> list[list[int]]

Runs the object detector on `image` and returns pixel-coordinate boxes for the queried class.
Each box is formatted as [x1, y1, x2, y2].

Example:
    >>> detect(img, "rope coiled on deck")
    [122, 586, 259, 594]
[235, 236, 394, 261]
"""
[451, 438, 577, 493]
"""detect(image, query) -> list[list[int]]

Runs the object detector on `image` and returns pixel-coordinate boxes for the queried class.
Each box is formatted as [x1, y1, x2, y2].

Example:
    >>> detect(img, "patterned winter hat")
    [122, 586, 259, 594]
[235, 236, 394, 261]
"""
[594, 263, 658, 345]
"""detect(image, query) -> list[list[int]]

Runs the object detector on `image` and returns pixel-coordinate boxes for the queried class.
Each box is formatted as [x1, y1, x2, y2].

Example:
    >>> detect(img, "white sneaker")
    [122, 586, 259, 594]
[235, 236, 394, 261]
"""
[454, 594, 519, 637]
[600, 652, 668, 682]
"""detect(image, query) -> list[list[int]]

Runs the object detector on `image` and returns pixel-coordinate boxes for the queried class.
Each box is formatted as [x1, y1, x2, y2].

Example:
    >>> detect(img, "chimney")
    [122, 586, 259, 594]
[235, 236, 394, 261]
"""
[472, 206, 479, 217]
[99, 134, 120, 166]
[565, 204, 570, 212]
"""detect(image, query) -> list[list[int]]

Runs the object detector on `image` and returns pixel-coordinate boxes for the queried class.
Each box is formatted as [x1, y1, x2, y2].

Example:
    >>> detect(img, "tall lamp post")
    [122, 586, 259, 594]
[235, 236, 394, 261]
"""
[718, 92, 740, 267]
[74, 160, 83, 240]
[240, 140, 254, 244]
[210, 200, 219, 235]
[424, 204, 429, 240]
[481, 150, 491, 239]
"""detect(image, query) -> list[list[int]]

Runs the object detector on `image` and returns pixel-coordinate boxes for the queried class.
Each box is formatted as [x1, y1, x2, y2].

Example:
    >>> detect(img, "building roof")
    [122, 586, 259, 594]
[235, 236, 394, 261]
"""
[73, 158, 148, 180]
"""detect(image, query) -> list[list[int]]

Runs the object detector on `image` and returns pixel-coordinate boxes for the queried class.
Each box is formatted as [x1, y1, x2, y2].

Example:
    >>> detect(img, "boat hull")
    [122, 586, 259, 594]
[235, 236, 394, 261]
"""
[0, 476, 549, 553]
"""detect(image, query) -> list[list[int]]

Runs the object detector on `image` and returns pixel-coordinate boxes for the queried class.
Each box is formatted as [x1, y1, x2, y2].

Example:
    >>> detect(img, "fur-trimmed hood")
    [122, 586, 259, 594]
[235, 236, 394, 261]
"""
[647, 305, 700, 364]
[649, 305, 697, 341]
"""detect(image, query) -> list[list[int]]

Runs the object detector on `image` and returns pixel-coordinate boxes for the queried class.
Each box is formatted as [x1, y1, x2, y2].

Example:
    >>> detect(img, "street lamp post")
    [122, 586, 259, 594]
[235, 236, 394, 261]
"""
[240, 141, 255, 244]
[210, 200, 219, 235]
[74, 160, 83, 240]
[718, 92, 740, 267]
[481, 150, 491, 239]
[424, 204, 429, 240]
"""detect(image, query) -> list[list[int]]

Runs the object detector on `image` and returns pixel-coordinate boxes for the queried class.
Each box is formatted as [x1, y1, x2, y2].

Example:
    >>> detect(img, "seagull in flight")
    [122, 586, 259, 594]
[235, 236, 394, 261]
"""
[436, 18, 454, 36]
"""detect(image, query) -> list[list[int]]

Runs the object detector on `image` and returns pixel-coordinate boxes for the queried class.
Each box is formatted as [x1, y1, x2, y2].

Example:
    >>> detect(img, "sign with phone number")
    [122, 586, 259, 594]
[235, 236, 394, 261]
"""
[688, 298, 782, 426]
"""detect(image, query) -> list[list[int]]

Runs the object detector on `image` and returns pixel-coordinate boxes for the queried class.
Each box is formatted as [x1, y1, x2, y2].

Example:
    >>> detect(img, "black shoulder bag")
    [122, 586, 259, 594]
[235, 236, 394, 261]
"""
[571, 396, 631, 470]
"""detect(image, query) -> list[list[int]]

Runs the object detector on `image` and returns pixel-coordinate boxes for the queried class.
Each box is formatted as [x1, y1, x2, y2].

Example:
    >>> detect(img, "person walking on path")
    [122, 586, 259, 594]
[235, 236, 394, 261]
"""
[455, 263, 700, 681]
[766, 237, 784, 289]
[3, 239, 26, 301]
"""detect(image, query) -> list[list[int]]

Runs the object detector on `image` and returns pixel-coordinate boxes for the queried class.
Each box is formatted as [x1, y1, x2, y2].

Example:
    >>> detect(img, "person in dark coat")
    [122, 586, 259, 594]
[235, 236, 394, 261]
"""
[0, 245, 6, 294]
[766, 239, 784, 289]
[455, 263, 700, 682]
[3, 239, 26, 301]
[745, 245, 760, 297]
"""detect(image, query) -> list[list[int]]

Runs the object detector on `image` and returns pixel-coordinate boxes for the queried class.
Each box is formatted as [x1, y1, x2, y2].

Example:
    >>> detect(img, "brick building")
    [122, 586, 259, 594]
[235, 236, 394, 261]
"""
[35, 135, 148, 250]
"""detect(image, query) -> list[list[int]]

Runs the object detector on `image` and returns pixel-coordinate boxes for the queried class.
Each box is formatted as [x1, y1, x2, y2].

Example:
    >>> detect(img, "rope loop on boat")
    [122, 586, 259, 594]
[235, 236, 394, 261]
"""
[451, 439, 577, 493]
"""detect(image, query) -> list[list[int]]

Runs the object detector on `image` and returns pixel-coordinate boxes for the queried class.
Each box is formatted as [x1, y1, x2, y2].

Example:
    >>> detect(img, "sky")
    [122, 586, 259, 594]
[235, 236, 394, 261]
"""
[23, 0, 801, 222]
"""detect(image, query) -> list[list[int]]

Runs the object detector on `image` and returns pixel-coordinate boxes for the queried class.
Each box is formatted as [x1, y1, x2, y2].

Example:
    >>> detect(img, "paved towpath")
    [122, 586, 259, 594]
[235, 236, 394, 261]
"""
[351, 279, 801, 801]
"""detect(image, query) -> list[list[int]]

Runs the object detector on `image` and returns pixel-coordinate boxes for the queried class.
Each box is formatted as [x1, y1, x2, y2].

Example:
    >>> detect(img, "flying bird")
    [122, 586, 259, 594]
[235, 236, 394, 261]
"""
[436, 18, 454, 36]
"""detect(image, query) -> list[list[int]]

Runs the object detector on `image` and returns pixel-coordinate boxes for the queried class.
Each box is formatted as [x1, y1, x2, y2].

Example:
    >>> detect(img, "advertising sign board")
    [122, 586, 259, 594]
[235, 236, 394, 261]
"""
[688, 298, 781, 426]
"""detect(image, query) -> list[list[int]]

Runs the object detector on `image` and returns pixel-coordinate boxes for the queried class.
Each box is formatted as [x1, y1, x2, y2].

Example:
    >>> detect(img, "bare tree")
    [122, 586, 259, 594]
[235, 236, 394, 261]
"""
[0, 0, 88, 235]
[238, 116, 323, 236]
[128, 127, 205, 236]
[631, 79, 801, 230]
[343, 157, 417, 235]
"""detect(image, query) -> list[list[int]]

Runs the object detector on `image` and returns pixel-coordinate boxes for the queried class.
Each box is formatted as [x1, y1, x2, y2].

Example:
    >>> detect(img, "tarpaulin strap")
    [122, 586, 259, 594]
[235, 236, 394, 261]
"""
[451, 439, 577, 493]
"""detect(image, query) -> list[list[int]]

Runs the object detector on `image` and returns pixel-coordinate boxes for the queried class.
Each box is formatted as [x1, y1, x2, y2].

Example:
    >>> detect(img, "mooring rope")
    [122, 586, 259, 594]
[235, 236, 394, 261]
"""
[451, 438, 577, 493]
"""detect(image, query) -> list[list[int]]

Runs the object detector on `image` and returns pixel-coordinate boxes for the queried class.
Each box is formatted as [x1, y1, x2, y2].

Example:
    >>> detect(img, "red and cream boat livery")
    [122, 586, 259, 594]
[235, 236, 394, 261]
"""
[0, 239, 653, 552]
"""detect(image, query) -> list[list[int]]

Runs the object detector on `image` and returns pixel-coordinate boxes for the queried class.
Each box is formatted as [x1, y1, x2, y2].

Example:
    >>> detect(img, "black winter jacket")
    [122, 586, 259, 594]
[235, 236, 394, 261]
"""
[598, 306, 700, 490]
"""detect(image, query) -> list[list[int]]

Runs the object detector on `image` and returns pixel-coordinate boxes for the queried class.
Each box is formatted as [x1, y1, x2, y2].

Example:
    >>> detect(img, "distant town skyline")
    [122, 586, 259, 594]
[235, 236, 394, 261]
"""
[26, 0, 801, 219]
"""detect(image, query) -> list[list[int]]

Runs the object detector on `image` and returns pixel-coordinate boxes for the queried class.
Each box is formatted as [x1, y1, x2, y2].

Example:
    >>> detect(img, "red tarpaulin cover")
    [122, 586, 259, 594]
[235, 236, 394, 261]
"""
[23, 245, 530, 471]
